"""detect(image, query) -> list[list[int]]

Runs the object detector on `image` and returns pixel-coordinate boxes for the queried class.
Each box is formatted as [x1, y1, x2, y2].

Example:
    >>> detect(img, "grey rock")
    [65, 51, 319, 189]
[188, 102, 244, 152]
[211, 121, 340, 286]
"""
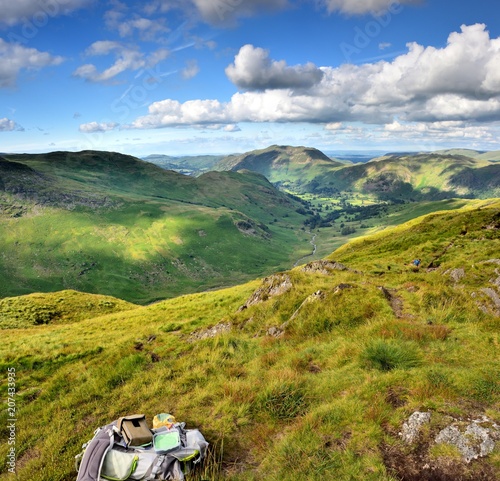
[445, 268, 465, 282]
[435, 421, 497, 463]
[188, 322, 231, 341]
[401, 411, 431, 444]
[300, 260, 348, 275]
[238, 273, 293, 310]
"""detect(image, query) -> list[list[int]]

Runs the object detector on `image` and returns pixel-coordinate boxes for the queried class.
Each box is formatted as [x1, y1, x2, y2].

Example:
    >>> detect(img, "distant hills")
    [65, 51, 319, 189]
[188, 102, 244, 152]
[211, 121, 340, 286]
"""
[141, 147, 500, 201]
[0, 151, 309, 303]
[2, 146, 499, 303]
[211, 146, 500, 200]
[141, 153, 225, 176]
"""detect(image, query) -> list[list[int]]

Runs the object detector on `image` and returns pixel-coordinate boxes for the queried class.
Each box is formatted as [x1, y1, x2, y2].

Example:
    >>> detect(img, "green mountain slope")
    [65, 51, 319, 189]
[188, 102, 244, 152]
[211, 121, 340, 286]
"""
[437, 148, 500, 162]
[215, 145, 344, 192]
[0, 151, 310, 303]
[1, 199, 498, 480]
[215, 146, 500, 200]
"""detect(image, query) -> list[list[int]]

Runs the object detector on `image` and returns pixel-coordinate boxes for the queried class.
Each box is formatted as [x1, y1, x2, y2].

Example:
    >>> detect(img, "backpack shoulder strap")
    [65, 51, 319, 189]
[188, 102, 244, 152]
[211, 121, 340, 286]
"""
[76, 424, 116, 481]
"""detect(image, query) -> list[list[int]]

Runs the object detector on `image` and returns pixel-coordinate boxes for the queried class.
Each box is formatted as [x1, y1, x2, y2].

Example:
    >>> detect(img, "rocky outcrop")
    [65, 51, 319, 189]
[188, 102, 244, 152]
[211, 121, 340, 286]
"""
[238, 273, 293, 311]
[382, 411, 500, 480]
[401, 411, 431, 444]
[435, 419, 498, 463]
[300, 259, 348, 275]
[188, 322, 232, 341]
[444, 267, 465, 282]
[473, 259, 500, 316]
[289, 290, 325, 321]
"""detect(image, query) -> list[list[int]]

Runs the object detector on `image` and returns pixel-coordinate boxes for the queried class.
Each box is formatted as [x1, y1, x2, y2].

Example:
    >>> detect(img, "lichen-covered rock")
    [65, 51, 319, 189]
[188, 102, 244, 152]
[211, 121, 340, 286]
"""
[445, 267, 465, 282]
[385, 412, 500, 480]
[188, 322, 231, 341]
[401, 411, 431, 443]
[300, 260, 348, 275]
[435, 419, 499, 463]
[238, 273, 293, 310]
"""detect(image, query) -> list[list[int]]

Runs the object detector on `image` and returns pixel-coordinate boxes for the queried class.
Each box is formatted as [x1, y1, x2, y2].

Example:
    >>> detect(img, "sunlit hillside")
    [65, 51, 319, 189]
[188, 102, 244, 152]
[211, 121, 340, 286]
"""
[1, 199, 498, 481]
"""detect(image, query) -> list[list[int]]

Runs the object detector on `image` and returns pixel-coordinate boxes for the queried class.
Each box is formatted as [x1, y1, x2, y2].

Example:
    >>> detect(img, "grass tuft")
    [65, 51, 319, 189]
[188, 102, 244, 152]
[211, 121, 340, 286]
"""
[360, 340, 422, 372]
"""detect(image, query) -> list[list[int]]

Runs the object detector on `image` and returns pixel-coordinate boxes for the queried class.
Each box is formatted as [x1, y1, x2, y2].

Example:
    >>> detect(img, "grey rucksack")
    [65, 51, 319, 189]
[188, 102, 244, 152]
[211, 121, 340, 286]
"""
[75, 415, 208, 481]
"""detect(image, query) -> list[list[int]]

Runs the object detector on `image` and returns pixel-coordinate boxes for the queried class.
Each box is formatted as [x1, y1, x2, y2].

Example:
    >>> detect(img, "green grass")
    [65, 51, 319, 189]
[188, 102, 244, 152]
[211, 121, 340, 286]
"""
[0, 152, 311, 303]
[0, 200, 499, 480]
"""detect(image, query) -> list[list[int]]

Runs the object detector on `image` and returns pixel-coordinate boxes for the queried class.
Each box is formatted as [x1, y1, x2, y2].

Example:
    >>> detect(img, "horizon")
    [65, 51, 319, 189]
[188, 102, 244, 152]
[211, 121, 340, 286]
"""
[1, 1, 500, 156]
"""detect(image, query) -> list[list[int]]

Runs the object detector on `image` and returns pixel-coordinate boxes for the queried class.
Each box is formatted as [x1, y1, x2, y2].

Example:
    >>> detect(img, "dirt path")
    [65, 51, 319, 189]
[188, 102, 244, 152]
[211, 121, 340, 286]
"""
[294, 232, 318, 267]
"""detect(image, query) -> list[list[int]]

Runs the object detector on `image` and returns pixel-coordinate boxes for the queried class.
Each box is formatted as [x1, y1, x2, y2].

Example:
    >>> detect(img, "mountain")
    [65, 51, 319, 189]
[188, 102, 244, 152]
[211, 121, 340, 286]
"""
[437, 148, 500, 161]
[215, 146, 500, 200]
[1, 199, 498, 480]
[0, 151, 310, 303]
[322, 152, 500, 200]
[215, 144, 344, 191]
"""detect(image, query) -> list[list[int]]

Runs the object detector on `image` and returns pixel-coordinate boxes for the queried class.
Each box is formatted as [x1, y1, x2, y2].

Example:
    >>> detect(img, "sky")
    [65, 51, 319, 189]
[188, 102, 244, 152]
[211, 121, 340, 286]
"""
[1, 0, 500, 156]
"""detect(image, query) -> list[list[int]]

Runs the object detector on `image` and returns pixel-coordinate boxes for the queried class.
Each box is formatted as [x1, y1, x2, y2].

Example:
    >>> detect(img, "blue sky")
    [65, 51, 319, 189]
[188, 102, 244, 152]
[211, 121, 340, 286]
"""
[1, 0, 500, 156]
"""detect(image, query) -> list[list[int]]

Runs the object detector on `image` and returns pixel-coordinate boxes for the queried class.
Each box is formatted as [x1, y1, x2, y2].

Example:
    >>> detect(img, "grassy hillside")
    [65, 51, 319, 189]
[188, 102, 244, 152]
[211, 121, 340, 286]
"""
[1, 199, 498, 481]
[215, 145, 344, 192]
[0, 151, 310, 303]
[304, 153, 500, 200]
[215, 146, 500, 201]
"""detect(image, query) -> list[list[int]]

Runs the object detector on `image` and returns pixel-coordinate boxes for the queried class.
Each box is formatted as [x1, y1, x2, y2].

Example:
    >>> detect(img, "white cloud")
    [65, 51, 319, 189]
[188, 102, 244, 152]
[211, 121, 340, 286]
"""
[104, 7, 169, 41]
[0, 117, 24, 132]
[325, 122, 344, 130]
[73, 41, 169, 83]
[125, 24, 500, 131]
[181, 59, 200, 79]
[321, 0, 420, 15]
[85, 40, 123, 56]
[224, 124, 241, 132]
[0, 0, 89, 26]
[0, 39, 64, 87]
[381, 120, 495, 144]
[379, 42, 392, 50]
[79, 121, 119, 133]
[225, 44, 324, 90]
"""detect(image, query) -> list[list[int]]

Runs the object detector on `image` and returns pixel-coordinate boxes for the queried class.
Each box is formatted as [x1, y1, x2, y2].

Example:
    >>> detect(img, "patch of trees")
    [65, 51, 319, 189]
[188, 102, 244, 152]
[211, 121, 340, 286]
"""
[340, 226, 356, 236]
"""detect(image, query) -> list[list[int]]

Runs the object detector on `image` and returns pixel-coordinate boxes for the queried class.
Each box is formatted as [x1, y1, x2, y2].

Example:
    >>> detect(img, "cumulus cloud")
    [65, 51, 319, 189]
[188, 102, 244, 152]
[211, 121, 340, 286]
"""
[126, 24, 500, 131]
[73, 41, 169, 83]
[0, 39, 64, 88]
[381, 120, 495, 144]
[79, 121, 119, 133]
[321, 0, 420, 15]
[0, 0, 89, 26]
[225, 44, 324, 91]
[0, 118, 24, 131]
